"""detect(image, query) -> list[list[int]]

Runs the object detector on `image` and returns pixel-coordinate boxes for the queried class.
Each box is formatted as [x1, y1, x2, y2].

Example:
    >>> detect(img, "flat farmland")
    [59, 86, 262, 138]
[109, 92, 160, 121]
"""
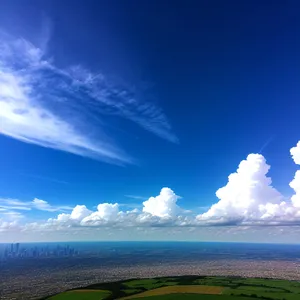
[49, 289, 111, 300]
[43, 275, 300, 300]
[120, 285, 224, 299]
[125, 295, 253, 300]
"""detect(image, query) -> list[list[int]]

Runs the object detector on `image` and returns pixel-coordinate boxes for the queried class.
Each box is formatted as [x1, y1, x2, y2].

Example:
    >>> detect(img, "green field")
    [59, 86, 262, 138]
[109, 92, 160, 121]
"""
[128, 295, 252, 300]
[46, 275, 300, 300]
[49, 290, 111, 300]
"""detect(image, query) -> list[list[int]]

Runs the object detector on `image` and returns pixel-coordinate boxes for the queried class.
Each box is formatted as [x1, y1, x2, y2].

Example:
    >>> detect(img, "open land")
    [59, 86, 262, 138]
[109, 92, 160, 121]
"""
[48, 275, 300, 300]
[2, 259, 300, 299]
[2, 242, 300, 300]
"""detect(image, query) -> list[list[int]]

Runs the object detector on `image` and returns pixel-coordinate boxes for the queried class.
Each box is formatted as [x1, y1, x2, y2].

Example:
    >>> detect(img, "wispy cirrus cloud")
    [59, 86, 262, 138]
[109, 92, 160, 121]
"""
[18, 172, 69, 185]
[0, 198, 73, 212]
[2, 211, 24, 219]
[31, 198, 73, 212]
[0, 31, 177, 164]
[0, 199, 32, 211]
[124, 195, 148, 200]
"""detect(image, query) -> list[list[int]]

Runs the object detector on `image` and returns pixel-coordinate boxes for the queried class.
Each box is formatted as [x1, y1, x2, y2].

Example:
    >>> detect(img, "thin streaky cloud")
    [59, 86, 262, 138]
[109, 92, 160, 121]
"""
[118, 203, 142, 209]
[259, 135, 276, 154]
[32, 198, 71, 212]
[18, 172, 69, 185]
[2, 211, 25, 220]
[0, 205, 31, 211]
[124, 195, 148, 200]
[0, 198, 73, 212]
[0, 31, 177, 165]
[0, 199, 28, 207]
[39, 13, 52, 54]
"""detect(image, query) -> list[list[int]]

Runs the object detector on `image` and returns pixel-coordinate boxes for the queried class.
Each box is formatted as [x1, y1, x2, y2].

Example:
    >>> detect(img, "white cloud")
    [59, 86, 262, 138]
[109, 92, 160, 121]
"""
[47, 204, 121, 227]
[0, 57, 128, 164]
[0, 209, 24, 232]
[142, 187, 181, 218]
[0, 205, 31, 211]
[1, 211, 24, 220]
[290, 171, 300, 207]
[32, 198, 54, 211]
[290, 141, 300, 165]
[0, 219, 19, 232]
[3, 141, 300, 235]
[31, 198, 72, 212]
[66, 65, 178, 144]
[47, 204, 121, 228]
[0, 198, 32, 212]
[70, 205, 93, 221]
[0, 32, 177, 165]
[24, 188, 188, 230]
[0, 198, 73, 213]
[81, 203, 119, 225]
[289, 141, 300, 209]
[125, 195, 147, 200]
[197, 142, 300, 226]
[197, 154, 284, 224]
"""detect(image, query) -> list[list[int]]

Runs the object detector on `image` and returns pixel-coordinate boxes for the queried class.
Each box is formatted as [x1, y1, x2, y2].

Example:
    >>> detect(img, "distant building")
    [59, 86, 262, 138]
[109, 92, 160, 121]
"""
[3, 243, 79, 260]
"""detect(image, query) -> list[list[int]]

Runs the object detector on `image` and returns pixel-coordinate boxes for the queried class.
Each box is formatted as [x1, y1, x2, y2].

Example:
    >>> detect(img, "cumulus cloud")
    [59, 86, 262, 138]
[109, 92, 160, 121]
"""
[44, 145, 299, 229]
[4, 142, 300, 233]
[0, 219, 19, 232]
[142, 188, 181, 218]
[289, 142, 300, 209]
[197, 154, 284, 224]
[27, 188, 189, 230]
[47, 204, 120, 227]
[0, 209, 24, 232]
[290, 171, 300, 208]
[290, 142, 300, 165]
[70, 205, 93, 221]
[81, 203, 119, 225]
[45, 205, 93, 229]
[197, 142, 300, 225]
[0, 32, 177, 165]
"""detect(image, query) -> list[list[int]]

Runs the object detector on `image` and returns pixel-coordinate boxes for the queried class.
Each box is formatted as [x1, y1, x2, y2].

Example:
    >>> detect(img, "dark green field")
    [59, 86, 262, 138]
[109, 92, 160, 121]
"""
[126, 295, 252, 300]
[49, 290, 111, 300]
[48, 276, 300, 300]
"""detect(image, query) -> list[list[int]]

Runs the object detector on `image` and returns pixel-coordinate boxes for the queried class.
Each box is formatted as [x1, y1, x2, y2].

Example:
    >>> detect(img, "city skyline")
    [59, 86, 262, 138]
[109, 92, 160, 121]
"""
[0, 242, 80, 260]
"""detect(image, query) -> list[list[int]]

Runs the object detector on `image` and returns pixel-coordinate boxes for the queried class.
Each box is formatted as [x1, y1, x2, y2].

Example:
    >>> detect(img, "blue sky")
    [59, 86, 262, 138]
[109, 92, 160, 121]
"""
[1, 0, 300, 243]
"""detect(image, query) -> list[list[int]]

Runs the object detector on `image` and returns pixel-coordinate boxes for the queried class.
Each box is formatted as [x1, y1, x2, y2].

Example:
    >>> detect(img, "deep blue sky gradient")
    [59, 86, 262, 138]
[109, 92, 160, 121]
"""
[1, 0, 300, 214]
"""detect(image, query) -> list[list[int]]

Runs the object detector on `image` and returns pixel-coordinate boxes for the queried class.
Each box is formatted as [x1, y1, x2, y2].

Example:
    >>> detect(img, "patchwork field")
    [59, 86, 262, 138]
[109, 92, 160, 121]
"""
[125, 296, 252, 300]
[47, 275, 300, 300]
[120, 285, 224, 299]
[49, 289, 111, 300]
